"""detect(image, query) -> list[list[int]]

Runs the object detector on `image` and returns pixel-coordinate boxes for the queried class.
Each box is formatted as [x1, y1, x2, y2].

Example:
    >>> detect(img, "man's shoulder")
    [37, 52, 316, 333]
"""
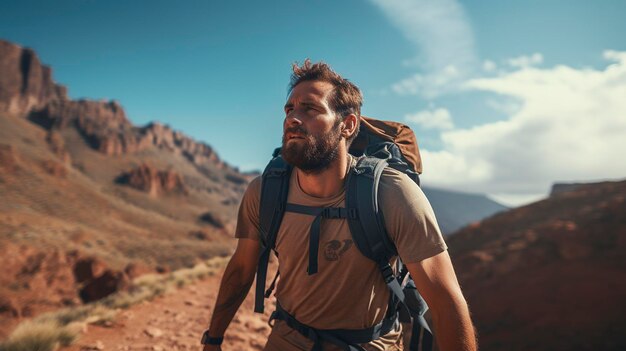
[378, 166, 429, 209]
[243, 175, 263, 198]
[380, 165, 417, 188]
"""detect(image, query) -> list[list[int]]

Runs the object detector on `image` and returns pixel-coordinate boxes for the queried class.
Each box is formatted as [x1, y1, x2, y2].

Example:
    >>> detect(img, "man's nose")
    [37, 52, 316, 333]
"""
[284, 112, 302, 126]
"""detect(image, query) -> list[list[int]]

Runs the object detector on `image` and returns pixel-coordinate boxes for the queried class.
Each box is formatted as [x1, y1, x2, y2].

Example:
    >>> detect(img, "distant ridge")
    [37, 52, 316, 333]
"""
[422, 186, 508, 235]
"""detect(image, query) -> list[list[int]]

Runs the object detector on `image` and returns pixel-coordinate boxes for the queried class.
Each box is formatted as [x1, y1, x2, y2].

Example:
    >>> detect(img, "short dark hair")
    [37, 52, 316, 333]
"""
[289, 59, 362, 145]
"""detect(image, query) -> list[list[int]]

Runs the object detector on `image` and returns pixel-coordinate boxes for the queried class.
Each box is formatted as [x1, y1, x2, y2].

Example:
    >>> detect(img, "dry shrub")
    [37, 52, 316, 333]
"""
[0, 319, 80, 351]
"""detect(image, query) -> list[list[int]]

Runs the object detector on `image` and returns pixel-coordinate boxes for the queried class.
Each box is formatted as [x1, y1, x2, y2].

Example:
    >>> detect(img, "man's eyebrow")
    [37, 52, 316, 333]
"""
[284, 101, 323, 110]
[301, 101, 324, 108]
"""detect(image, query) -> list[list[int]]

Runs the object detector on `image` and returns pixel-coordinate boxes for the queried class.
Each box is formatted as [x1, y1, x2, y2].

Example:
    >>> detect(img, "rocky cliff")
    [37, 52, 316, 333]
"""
[0, 40, 67, 117]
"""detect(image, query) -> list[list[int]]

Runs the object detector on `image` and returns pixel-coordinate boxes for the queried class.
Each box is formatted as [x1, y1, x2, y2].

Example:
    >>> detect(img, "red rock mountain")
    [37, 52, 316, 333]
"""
[448, 180, 626, 350]
[0, 39, 253, 337]
[0, 40, 67, 116]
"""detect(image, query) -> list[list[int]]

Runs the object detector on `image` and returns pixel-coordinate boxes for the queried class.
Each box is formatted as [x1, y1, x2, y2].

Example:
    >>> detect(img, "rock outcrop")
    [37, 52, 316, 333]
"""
[79, 270, 129, 303]
[0, 244, 81, 320]
[0, 40, 67, 117]
[73, 257, 108, 284]
[117, 163, 188, 197]
[0, 242, 134, 339]
[550, 182, 584, 195]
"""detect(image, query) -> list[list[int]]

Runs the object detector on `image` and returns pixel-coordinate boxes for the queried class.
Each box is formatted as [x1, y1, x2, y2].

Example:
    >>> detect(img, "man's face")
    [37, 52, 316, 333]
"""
[281, 80, 343, 173]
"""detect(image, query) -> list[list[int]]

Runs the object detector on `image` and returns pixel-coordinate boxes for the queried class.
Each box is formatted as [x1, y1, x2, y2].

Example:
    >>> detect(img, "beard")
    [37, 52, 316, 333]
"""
[281, 121, 342, 173]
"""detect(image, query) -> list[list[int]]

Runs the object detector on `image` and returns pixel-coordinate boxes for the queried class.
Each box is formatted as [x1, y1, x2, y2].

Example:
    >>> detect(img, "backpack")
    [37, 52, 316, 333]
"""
[254, 116, 433, 351]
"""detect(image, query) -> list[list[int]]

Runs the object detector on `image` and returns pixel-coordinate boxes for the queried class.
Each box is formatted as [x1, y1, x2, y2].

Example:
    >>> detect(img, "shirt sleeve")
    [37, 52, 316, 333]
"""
[234, 175, 262, 240]
[378, 168, 447, 263]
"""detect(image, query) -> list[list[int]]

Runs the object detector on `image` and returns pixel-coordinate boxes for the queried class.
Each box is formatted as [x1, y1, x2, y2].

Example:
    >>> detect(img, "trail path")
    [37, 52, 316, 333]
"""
[62, 269, 273, 351]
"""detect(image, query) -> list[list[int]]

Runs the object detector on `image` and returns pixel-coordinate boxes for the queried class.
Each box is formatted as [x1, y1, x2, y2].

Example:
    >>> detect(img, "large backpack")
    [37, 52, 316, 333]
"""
[254, 116, 433, 351]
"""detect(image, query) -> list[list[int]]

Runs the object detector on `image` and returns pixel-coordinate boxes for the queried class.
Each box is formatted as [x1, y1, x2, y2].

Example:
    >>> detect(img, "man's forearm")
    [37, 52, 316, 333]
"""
[431, 297, 477, 351]
[208, 259, 255, 337]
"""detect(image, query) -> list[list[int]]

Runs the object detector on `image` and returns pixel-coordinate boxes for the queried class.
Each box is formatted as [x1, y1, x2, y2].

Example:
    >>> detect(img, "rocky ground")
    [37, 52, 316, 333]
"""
[62, 268, 273, 351]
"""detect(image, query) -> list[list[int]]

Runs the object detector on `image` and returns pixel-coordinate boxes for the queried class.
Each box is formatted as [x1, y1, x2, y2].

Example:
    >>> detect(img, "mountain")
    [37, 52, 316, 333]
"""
[422, 186, 507, 235]
[447, 179, 626, 350]
[0, 39, 254, 337]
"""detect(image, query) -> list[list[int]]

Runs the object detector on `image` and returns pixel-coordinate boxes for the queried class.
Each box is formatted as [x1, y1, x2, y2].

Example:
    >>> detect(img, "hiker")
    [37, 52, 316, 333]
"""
[201, 60, 477, 351]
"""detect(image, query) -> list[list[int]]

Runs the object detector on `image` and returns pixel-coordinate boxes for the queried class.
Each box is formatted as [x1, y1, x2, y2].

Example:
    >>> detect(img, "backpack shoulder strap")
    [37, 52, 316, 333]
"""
[347, 152, 434, 350]
[255, 154, 291, 313]
[346, 154, 405, 301]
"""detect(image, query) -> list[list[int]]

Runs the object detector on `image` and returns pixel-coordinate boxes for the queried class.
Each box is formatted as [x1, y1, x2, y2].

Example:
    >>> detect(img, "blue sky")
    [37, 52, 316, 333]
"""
[2, 0, 626, 206]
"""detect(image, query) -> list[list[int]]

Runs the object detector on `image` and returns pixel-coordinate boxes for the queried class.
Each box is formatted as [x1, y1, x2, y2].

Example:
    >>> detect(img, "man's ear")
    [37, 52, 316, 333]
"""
[342, 114, 358, 139]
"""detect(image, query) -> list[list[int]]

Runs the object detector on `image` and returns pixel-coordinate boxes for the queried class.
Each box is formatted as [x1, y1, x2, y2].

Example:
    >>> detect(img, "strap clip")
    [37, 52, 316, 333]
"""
[379, 262, 395, 284]
[322, 207, 342, 219]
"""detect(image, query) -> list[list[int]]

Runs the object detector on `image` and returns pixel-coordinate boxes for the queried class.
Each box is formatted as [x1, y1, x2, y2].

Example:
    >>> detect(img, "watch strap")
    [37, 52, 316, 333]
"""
[200, 329, 223, 345]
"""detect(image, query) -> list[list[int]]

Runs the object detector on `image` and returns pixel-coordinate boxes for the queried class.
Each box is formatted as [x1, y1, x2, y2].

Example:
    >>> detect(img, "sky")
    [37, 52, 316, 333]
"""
[2, 0, 625, 206]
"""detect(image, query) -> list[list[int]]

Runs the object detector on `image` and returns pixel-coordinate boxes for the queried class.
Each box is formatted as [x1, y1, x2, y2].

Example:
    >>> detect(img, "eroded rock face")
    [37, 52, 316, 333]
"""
[79, 270, 129, 303]
[117, 163, 187, 197]
[73, 257, 108, 283]
[0, 243, 134, 335]
[0, 244, 80, 322]
[0, 40, 67, 117]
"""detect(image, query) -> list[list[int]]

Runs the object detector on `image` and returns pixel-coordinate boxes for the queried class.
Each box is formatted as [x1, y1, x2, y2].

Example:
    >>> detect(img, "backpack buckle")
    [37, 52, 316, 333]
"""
[322, 207, 341, 219]
[379, 262, 395, 284]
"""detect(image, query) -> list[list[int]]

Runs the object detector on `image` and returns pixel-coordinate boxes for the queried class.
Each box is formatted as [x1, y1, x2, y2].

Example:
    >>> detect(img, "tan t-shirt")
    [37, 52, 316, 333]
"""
[235, 157, 447, 350]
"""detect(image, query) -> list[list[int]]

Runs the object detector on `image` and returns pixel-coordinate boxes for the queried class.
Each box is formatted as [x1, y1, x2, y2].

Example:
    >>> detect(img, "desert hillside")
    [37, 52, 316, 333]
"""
[0, 39, 256, 338]
[448, 180, 626, 350]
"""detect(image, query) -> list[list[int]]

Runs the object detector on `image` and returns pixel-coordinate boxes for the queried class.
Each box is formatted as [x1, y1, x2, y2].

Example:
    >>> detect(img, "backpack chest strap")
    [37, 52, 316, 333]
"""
[284, 203, 357, 275]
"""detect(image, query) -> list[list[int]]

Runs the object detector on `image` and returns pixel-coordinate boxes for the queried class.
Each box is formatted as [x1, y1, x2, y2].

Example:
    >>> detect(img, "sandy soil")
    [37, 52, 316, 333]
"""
[62, 269, 274, 351]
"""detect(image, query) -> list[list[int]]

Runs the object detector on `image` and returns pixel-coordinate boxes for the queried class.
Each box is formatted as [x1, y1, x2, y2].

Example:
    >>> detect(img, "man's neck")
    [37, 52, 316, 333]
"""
[295, 151, 351, 198]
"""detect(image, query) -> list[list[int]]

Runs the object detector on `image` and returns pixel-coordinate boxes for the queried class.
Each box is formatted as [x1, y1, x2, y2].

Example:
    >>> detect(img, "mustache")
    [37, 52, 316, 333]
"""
[284, 126, 308, 136]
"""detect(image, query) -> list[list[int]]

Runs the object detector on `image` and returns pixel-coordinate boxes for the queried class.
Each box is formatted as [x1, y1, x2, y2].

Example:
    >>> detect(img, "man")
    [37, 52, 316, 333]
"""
[202, 60, 477, 351]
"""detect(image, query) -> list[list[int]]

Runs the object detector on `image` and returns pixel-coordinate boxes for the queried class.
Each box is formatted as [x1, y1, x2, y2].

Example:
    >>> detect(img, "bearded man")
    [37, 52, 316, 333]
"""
[200, 60, 477, 351]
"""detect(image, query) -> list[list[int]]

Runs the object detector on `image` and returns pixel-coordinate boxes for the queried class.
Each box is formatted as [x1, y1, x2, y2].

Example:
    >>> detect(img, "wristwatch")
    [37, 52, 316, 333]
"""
[200, 329, 224, 345]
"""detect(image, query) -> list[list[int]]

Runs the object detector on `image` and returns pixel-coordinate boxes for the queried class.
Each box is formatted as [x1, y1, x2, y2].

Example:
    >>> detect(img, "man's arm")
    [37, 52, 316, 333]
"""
[203, 238, 260, 351]
[405, 250, 477, 351]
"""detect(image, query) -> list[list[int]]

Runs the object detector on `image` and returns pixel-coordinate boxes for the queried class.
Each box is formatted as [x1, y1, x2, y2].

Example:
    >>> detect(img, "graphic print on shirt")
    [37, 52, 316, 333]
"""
[323, 239, 353, 261]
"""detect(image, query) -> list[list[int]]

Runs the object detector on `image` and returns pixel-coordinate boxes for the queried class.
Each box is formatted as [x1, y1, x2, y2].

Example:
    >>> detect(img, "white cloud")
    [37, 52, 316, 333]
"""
[369, 0, 477, 98]
[507, 53, 543, 68]
[392, 65, 461, 98]
[482, 60, 497, 72]
[406, 108, 454, 130]
[420, 51, 626, 205]
[485, 97, 522, 115]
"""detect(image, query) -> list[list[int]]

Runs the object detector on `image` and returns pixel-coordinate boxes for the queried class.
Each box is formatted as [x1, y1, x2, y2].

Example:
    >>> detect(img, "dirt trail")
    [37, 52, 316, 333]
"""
[62, 269, 274, 351]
